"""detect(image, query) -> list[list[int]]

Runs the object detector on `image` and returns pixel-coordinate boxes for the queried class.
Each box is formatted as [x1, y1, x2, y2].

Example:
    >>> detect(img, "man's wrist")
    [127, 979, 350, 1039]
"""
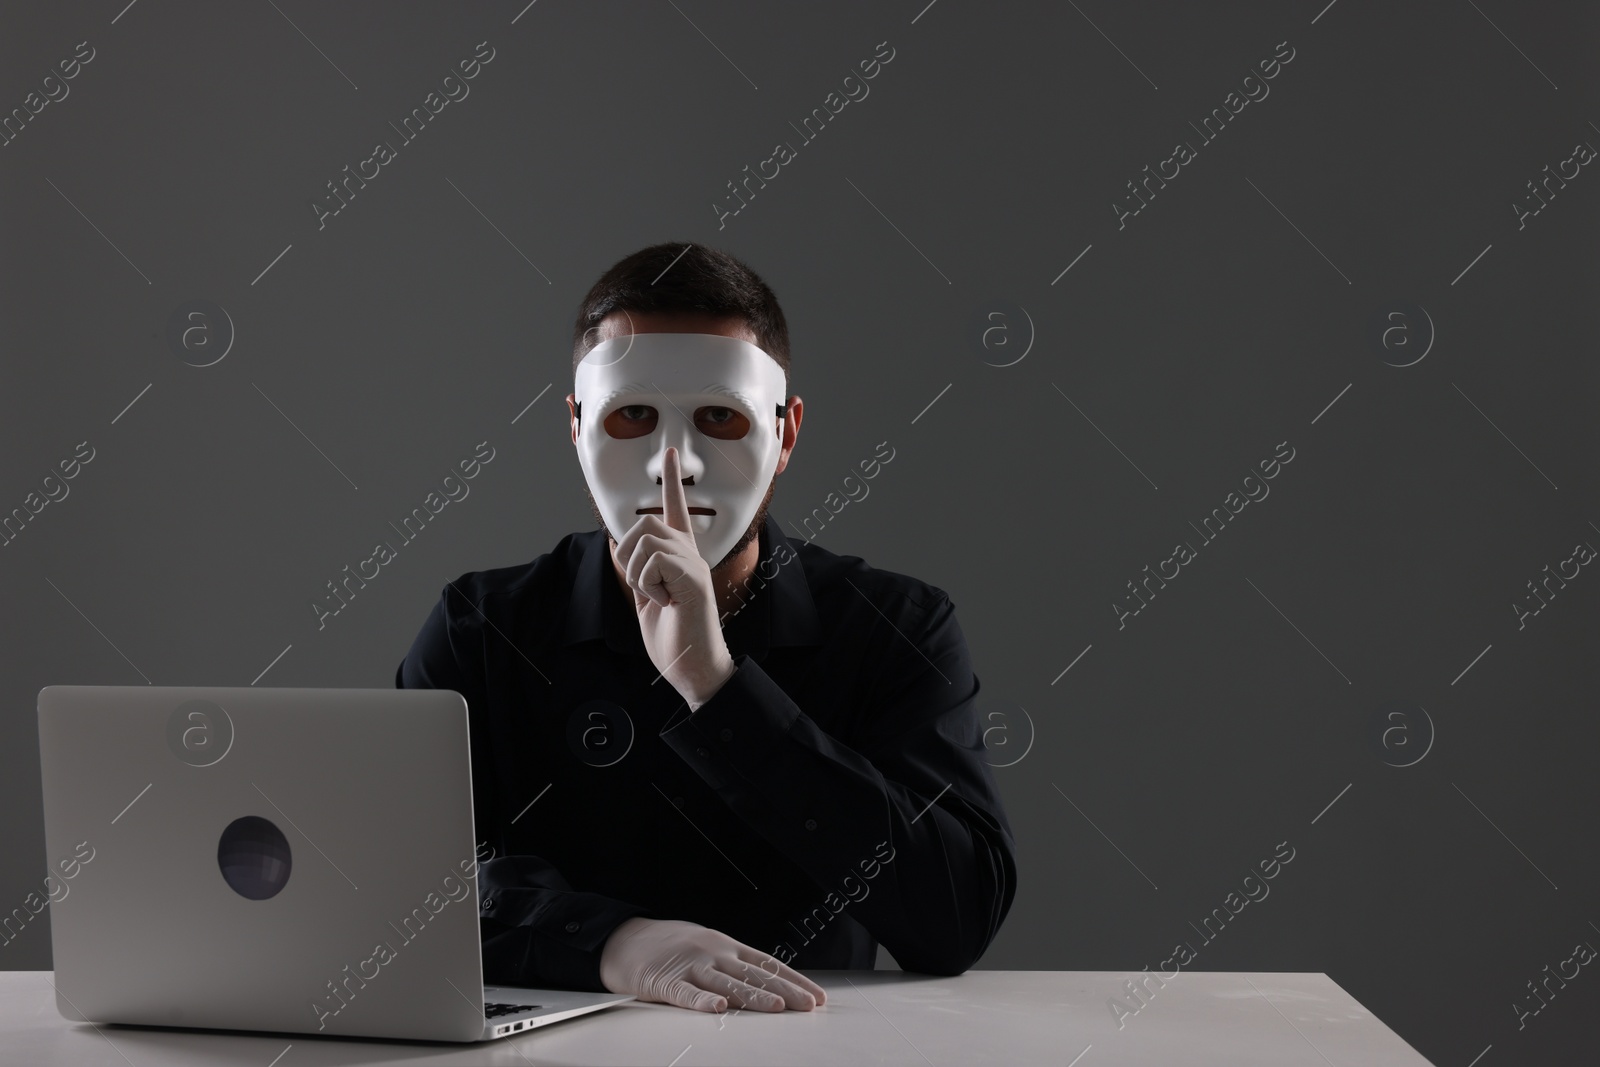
[687, 654, 738, 711]
[604, 915, 654, 950]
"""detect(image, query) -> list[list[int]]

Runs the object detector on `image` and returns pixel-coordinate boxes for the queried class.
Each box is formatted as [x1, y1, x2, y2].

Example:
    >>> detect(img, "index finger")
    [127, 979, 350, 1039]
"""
[661, 445, 691, 535]
[735, 946, 827, 1005]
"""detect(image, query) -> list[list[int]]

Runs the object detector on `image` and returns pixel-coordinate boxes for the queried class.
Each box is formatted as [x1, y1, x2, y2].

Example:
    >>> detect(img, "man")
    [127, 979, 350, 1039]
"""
[396, 242, 1016, 1015]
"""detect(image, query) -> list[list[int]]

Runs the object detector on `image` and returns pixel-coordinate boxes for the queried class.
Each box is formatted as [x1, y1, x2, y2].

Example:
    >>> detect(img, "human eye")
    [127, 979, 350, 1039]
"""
[695, 405, 750, 440]
[603, 404, 657, 439]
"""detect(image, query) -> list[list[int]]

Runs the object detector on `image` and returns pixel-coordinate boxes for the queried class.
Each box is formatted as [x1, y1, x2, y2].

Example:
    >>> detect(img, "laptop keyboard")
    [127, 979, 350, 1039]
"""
[485, 1001, 540, 1019]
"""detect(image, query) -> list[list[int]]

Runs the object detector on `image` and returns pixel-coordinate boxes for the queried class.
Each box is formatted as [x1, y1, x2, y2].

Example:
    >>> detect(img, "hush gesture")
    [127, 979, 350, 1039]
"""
[610, 446, 738, 711]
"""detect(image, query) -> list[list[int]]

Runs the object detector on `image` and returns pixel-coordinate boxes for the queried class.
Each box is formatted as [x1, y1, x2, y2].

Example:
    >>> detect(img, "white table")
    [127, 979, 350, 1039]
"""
[1, 969, 1434, 1065]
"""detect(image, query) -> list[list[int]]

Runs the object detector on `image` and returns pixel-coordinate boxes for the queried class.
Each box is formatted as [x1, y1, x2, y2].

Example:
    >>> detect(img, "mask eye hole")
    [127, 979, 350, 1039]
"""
[603, 404, 657, 439]
[696, 406, 749, 440]
[601, 404, 751, 441]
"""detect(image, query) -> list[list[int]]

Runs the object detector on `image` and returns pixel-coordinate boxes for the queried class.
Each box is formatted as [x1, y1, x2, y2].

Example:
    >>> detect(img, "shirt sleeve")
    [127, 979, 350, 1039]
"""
[659, 589, 1017, 975]
[397, 582, 655, 992]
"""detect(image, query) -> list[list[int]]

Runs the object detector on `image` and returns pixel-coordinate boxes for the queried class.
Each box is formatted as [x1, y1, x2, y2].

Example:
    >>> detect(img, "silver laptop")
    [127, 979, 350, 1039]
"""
[36, 685, 634, 1042]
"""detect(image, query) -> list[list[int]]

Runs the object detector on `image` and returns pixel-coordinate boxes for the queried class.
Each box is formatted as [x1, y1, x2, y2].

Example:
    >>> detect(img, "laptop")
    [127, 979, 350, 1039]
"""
[36, 685, 634, 1042]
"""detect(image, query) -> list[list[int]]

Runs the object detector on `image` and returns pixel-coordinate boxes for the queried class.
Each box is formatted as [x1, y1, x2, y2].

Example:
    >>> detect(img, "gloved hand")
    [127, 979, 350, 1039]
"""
[610, 446, 737, 710]
[598, 916, 828, 1013]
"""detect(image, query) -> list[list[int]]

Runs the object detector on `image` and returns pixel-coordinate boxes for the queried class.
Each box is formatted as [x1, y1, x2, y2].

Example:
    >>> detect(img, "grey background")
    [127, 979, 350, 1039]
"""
[2, 1, 1596, 1064]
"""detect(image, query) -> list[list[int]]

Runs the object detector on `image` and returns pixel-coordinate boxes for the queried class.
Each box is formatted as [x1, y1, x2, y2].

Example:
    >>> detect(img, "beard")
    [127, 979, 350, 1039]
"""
[585, 470, 777, 575]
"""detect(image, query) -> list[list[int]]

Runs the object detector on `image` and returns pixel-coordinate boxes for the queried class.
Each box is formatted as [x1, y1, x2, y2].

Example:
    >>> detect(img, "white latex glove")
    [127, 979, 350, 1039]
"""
[599, 917, 828, 1013]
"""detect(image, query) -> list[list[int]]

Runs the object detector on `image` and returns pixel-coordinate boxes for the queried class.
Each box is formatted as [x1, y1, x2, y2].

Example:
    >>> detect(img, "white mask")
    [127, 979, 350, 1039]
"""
[573, 332, 788, 570]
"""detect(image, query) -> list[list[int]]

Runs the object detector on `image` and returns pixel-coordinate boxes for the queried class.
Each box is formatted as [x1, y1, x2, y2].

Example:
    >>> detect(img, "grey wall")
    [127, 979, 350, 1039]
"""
[3, 2, 1596, 1063]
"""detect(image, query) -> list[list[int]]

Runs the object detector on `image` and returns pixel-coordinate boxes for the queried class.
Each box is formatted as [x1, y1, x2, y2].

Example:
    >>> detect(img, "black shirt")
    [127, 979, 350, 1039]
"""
[395, 511, 1017, 992]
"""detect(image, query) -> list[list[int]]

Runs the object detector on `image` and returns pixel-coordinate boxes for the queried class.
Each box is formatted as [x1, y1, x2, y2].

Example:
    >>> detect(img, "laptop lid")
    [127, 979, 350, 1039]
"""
[37, 685, 502, 1042]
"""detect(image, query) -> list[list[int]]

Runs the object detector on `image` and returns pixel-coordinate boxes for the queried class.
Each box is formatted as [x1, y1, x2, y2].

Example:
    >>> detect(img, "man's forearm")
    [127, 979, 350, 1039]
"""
[661, 654, 1018, 973]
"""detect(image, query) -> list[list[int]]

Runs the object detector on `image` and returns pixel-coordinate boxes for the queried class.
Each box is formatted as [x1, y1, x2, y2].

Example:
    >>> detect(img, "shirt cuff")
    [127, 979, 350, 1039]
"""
[659, 654, 800, 792]
[479, 889, 653, 992]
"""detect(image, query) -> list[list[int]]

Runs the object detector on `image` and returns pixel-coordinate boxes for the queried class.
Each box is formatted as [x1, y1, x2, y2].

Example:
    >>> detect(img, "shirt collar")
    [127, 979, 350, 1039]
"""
[560, 510, 821, 661]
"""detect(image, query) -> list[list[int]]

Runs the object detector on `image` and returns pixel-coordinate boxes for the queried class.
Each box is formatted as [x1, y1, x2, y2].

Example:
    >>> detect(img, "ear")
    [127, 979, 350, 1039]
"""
[774, 396, 803, 475]
[566, 394, 580, 445]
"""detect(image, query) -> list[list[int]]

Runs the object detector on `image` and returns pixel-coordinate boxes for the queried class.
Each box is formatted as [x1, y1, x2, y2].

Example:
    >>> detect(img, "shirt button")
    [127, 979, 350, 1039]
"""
[719, 728, 734, 742]
[804, 819, 818, 831]
[696, 747, 710, 758]
[565, 921, 581, 934]
[481, 895, 495, 909]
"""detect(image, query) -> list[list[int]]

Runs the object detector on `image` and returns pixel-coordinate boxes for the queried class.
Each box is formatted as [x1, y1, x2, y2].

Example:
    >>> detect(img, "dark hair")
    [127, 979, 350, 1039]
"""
[571, 242, 791, 391]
